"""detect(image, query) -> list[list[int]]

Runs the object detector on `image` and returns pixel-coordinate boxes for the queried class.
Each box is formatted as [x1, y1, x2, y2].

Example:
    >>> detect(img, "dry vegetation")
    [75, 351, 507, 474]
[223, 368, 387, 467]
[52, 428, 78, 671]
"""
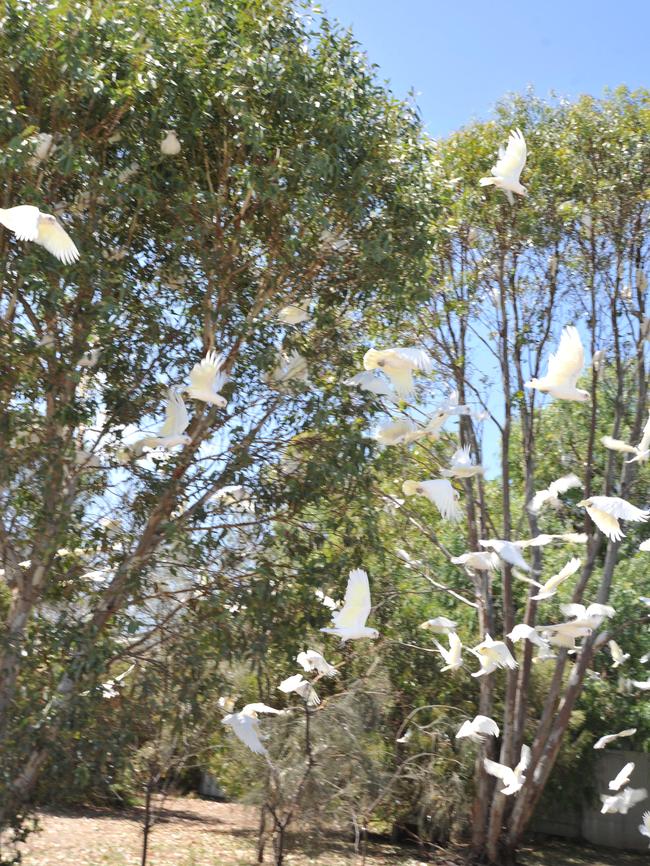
[14, 796, 647, 866]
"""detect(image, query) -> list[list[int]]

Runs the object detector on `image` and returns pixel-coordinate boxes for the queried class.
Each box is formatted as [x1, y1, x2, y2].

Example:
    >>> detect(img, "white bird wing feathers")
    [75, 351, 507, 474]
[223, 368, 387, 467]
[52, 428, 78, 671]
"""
[543, 326, 584, 387]
[491, 129, 527, 180]
[587, 496, 649, 521]
[158, 389, 189, 436]
[0, 205, 40, 240]
[392, 347, 433, 372]
[189, 350, 227, 392]
[332, 569, 371, 629]
[243, 703, 283, 715]
[609, 762, 634, 791]
[0, 205, 79, 264]
[36, 215, 80, 264]
[475, 715, 499, 737]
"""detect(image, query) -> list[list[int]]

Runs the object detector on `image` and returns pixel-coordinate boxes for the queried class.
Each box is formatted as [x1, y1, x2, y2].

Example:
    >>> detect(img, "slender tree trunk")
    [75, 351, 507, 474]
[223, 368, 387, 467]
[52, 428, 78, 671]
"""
[141, 782, 153, 866]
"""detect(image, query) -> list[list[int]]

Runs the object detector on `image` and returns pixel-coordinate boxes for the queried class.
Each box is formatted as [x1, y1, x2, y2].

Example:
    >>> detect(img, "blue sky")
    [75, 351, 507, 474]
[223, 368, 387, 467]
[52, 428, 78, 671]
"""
[321, 0, 649, 137]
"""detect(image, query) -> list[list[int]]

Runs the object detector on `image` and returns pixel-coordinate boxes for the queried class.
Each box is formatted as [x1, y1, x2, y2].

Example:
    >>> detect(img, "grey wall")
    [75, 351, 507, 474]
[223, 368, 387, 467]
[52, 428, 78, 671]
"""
[533, 749, 650, 852]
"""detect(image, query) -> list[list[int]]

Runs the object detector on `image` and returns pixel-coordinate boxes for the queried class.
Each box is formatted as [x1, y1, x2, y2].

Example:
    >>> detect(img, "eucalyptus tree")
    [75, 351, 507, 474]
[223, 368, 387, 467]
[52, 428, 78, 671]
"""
[360, 89, 650, 864]
[0, 0, 436, 844]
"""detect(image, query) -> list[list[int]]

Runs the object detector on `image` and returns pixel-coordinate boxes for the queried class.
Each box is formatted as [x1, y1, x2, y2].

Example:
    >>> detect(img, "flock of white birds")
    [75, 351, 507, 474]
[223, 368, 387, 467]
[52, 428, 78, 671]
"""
[5, 127, 649, 842]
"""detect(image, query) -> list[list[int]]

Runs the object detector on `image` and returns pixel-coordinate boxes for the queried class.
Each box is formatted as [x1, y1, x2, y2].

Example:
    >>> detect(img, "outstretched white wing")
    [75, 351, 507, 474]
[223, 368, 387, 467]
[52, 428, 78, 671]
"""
[0, 205, 40, 240]
[332, 568, 371, 629]
[548, 473, 582, 497]
[589, 496, 649, 522]
[532, 557, 581, 598]
[609, 762, 635, 791]
[36, 215, 80, 264]
[637, 410, 650, 453]
[158, 389, 189, 437]
[421, 479, 462, 522]
[189, 349, 227, 393]
[601, 435, 637, 455]
[516, 744, 531, 775]
[544, 326, 584, 388]
[393, 346, 434, 372]
[585, 505, 623, 541]
[473, 715, 500, 738]
[222, 713, 266, 755]
[484, 758, 514, 784]
[492, 128, 527, 180]
[242, 703, 283, 716]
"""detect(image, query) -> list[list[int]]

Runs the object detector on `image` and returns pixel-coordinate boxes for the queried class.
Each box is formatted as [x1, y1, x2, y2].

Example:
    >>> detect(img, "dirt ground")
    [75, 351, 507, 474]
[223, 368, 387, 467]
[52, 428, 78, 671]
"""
[13, 796, 649, 866]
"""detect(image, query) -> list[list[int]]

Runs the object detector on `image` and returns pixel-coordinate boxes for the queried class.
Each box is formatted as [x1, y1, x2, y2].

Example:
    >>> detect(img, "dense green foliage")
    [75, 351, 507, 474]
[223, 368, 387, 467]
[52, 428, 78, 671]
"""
[0, 0, 648, 862]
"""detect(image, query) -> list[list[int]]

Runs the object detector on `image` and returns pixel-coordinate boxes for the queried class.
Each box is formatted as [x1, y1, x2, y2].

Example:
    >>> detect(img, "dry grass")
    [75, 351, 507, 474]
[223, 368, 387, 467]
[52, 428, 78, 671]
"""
[17, 796, 431, 866]
[14, 796, 648, 866]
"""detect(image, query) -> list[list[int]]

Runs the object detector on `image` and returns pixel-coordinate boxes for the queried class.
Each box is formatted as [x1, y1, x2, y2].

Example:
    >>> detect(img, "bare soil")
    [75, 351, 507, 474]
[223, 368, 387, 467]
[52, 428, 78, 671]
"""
[14, 796, 649, 866]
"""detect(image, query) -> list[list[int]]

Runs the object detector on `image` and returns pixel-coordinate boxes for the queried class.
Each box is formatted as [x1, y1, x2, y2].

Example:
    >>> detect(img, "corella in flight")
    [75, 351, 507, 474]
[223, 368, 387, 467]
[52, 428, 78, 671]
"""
[0, 205, 79, 264]
[451, 551, 498, 572]
[470, 633, 518, 677]
[130, 389, 191, 457]
[441, 445, 485, 479]
[578, 495, 650, 542]
[296, 650, 338, 678]
[593, 728, 637, 750]
[221, 702, 283, 756]
[277, 304, 311, 325]
[320, 568, 379, 642]
[430, 631, 464, 672]
[186, 350, 228, 408]
[525, 326, 588, 402]
[402, 478, 462, 522]
[278, 674, 320, 707]
[601, 410, 650, 463]
[484, 744, 531, 795]
[479, 128, 528, 205]
[608, 762, 635, 792]
[456, 715, 500, 743]
[479, 539, 530, 572]
[419, 616, 458, 634]
[609, 640, 630, 669]
[529, 557, 581, 601]
[600, 786, 647, 815]
[527, 473, 582, 514]
[362, 346, 433, 400]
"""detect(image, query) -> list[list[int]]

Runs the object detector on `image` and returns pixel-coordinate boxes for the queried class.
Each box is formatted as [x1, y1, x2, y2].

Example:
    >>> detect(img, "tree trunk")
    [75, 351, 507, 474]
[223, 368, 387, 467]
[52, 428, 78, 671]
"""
[140, 782, 153, 866]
